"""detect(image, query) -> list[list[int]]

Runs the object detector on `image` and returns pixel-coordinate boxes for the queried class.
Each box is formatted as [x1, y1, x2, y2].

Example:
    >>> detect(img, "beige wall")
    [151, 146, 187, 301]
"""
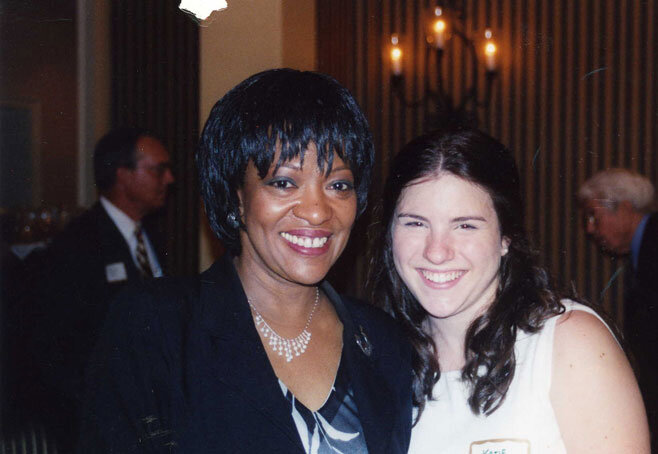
[198, 0, 316, 270]
[77, 0, 111, 207]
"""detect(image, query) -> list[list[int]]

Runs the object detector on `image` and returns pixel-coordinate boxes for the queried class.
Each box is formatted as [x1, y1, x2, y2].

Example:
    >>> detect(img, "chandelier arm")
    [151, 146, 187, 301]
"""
[392, 81, 444, 109]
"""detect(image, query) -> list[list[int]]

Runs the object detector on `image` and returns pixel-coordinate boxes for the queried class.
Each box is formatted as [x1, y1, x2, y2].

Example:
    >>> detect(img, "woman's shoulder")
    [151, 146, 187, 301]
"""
[553, 299, 618, 342]
[550, 303, 650, 451]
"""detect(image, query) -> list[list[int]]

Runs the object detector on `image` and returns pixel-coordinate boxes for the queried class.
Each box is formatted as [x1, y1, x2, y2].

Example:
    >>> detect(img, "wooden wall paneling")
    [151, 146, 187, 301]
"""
[630, 0, 642, 170]
[588, 0, 602, 307]
[596, 1, 612, 311]
[560, 0, 575, 288]
[510, 0, 524, 177]
[111, 0, 199, 277]
[638, 0, 649, 176]
[548, 0, 562, 276]
[574, 0, 589, 297]
[648, 1, 657, 181]
[497, 0, 511, 147]
[317, 0, 656, 318]
[404, 0, 416, 140]
[618, 0, 629, 170]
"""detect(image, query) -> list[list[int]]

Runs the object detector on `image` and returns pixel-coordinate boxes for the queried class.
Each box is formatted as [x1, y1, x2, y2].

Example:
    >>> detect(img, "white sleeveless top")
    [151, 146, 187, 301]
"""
[409, 301, 613, 454]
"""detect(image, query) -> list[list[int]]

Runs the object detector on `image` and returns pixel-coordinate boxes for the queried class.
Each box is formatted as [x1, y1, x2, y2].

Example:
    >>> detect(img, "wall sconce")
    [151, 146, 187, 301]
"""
[389, 3, 498, 129]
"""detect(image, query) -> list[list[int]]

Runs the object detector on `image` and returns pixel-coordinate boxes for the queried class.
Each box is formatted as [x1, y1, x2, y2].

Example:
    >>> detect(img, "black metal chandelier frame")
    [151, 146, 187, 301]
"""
[389, 3, 498, 129]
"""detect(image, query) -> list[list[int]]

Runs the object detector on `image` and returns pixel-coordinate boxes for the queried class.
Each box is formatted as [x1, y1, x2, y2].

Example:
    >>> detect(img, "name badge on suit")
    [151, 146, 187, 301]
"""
[105, 262, 128, 282]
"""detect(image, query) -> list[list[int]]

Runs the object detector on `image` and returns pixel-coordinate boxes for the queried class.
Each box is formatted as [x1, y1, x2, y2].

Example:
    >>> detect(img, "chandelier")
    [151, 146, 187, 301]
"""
[388, 3, 499, 129]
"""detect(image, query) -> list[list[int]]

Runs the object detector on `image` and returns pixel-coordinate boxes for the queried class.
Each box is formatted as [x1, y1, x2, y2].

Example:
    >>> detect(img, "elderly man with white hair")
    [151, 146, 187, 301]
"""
[579, 168, 657, 439]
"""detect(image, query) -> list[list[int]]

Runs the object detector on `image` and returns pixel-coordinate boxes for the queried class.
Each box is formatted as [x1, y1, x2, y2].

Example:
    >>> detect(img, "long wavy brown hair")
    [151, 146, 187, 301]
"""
[368, 126, 566, 421]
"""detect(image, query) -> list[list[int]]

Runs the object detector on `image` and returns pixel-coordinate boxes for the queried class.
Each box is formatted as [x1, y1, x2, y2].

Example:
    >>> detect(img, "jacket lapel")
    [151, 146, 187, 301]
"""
[194, 256, 304, 450]
[321, 281, 398, 454]
[191, 257, 398, 452]
[95, 203, 141, 281]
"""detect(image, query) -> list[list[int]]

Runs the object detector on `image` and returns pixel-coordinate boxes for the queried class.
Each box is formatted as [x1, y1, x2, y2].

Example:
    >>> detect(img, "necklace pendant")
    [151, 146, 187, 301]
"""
[248, 288, 319, 363]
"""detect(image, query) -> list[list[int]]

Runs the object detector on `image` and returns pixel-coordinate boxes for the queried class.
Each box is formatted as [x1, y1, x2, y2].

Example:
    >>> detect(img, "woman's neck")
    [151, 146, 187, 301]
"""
[233, 255, 318, 325]
[429, 319, 468, 372]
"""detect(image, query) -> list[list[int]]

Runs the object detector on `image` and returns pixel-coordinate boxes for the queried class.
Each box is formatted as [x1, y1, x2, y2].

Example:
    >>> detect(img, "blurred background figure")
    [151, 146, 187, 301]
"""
[23, 127, 174, 452]
[578, 168, 657, 441]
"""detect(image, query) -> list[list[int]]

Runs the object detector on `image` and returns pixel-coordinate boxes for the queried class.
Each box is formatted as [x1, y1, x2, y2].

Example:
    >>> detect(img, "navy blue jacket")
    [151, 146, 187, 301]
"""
[78, 254, 413, 453]
[625, 211, 658, 435]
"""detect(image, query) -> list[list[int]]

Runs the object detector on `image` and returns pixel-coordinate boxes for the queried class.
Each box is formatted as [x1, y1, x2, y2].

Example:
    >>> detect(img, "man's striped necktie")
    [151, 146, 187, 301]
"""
[135, 225, 153, 278]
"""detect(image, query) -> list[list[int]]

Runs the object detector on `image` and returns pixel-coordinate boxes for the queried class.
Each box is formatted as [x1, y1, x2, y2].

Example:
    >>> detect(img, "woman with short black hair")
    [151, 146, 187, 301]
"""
[79, 69, 412, 454]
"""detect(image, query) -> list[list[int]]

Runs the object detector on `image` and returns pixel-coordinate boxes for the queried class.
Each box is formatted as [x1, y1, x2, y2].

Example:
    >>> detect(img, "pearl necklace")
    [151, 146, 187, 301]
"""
[248, 288, 320, 362]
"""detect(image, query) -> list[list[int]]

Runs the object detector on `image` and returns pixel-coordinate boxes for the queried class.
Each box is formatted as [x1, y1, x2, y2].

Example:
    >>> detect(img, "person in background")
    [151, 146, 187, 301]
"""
[578, 168, 657, 444]
[27, 127, 174, 451]
[78, 69, 412, 453]
[369, 127, 649, 453]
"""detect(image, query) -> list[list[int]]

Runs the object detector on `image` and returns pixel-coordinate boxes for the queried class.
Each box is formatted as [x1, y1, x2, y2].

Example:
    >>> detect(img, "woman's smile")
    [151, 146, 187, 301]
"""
[418, 269, 466, 288]
[236, 143, 357, 286]
[280, 229, 332, 255]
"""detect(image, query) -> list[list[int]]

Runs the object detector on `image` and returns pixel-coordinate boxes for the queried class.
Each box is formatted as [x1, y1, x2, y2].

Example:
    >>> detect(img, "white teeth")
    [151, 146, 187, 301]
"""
[280, 232, 329, 248]
[421, 270, 464, 284]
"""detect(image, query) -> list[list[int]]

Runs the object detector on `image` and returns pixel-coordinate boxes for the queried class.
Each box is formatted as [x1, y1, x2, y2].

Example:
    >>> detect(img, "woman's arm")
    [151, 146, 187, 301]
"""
[550, 310, 650, 453]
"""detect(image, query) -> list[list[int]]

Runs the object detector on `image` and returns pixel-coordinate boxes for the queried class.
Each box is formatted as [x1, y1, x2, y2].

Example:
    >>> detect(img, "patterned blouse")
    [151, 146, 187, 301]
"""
[279, 357, 368, 454]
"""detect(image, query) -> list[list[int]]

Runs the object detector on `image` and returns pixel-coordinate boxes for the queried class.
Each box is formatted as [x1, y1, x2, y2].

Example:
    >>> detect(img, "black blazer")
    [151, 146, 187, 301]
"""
[78, 254, 413, 453]
[25, 202, 163, 450]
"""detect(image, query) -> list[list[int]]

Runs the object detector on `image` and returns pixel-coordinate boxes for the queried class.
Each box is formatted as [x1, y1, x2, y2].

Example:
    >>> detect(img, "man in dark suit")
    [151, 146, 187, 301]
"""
[27, 127, 174, 451]
[578, 168, 657, 440]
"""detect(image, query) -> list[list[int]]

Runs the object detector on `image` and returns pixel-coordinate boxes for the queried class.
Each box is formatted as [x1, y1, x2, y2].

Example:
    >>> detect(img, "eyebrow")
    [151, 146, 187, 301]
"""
[396, 213, 488, 223]
[276, 163, 352, 174]
[396, 213, 427, 222]
[452, 216, 487, 223]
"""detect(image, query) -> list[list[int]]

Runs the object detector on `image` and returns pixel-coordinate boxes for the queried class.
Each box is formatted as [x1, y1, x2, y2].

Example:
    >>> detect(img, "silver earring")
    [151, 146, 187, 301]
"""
[227, 213, 239, 228]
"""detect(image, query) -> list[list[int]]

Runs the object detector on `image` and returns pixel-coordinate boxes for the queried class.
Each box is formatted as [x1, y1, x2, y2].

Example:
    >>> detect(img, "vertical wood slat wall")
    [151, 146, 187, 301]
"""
[111, 0, 199, 276]
[318, 0, 658, 322]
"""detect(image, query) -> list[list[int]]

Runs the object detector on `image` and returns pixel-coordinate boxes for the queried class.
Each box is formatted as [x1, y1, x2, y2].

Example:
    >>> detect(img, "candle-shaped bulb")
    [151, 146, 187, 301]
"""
[484, 42, 497, 71]
[432, 19, 447, 49]
[391, 47, 403, 76]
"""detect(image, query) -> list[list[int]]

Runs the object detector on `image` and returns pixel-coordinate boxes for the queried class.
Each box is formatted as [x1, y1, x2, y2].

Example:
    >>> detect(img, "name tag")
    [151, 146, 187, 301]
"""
[470, 439, 530, 454]
[105, 262, 128, 282]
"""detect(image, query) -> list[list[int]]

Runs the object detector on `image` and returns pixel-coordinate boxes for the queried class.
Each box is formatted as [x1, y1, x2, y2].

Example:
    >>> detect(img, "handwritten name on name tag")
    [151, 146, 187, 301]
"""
[105, 262, 128, 282]
[470, 438, 530, 454]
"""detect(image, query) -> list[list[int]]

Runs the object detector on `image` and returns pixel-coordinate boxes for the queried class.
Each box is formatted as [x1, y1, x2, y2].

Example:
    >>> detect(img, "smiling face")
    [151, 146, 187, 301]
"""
[391, 173, 510, 330]
[235, 143, 357, 287]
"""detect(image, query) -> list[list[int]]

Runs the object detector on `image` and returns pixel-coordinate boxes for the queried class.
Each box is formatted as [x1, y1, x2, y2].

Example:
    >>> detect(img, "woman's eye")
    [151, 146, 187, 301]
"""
[404, 221, 425, 227]
[268, 179, 295, 189]
[330, 181, 354, 192]
[457, 223, 476, 230]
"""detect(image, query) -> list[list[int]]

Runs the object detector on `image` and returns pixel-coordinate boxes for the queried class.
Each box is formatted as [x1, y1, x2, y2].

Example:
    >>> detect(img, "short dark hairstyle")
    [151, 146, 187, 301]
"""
[93, 127, 149, 192]
[196, 68, 374, 255]
[369, 126, 565, 419]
